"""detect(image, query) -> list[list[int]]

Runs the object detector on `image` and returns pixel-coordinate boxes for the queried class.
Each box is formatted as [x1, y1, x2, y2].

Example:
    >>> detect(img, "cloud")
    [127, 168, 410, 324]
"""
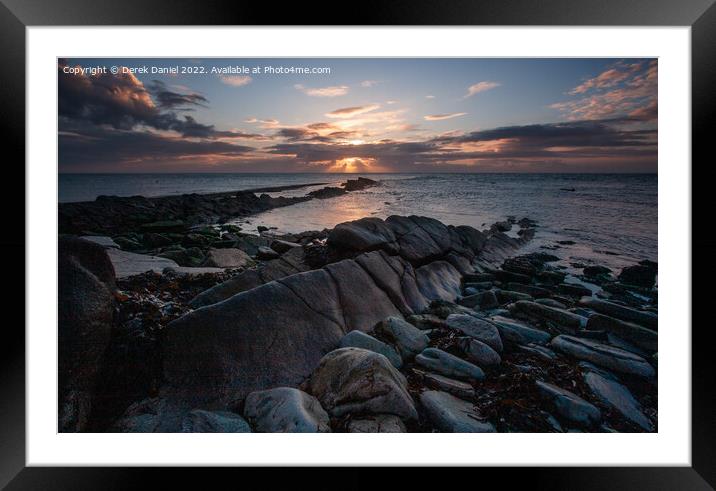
[425, 95, 435, 99]
[424, 113, 467, 121]
[148, 80, 208, 110]
[294, 84, 349, 97]
[552, 60, 657, 121]
[219, 75, 252, 87]
[326, 104, 381, 118]
[361, 80, 379, 87]
[464, 81, 500, 98]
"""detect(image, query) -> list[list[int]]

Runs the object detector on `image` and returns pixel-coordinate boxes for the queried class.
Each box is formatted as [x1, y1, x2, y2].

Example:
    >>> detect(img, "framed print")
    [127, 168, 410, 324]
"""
[2, 0, 714, 487]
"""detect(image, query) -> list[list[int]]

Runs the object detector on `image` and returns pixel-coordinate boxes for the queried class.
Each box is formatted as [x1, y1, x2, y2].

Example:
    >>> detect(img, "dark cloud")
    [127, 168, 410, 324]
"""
[148, 80, 208, 110]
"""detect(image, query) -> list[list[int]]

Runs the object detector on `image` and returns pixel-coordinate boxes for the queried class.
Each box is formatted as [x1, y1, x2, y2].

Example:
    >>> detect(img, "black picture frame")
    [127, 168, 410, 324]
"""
[1, 0, 713, 488]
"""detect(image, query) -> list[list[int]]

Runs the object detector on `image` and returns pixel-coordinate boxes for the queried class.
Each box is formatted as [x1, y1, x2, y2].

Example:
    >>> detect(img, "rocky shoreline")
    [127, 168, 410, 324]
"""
[58, 181, 658, 433]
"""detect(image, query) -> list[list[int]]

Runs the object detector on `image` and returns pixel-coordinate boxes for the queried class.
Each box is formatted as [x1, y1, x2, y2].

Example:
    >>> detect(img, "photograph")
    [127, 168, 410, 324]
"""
[57, 56, 659, 434]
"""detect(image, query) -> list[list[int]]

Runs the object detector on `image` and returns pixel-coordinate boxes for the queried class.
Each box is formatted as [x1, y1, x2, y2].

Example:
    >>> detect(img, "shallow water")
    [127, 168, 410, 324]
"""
[59, 173, 657, 273]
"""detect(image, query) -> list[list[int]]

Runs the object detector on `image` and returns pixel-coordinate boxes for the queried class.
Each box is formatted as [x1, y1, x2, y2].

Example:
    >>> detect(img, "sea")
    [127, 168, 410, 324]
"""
[59, 173, 657, 275]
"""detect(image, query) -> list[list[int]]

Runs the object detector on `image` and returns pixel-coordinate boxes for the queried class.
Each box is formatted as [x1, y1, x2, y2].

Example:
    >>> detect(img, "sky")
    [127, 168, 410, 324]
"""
[58, 58, 657, 173]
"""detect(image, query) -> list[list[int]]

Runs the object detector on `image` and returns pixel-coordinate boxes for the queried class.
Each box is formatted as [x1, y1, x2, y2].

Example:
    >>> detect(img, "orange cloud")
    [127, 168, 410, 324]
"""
[295, 84, 349, 97]
[464, 81, 500, 98]
[424, 113, 467, 121]
[219, 75, 252, 87]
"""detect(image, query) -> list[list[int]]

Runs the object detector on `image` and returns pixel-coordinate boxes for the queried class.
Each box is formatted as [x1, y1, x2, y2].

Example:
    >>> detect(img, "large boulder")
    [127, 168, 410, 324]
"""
[202, 247, 253, 268]
[58, 237, 116, 432]
[551, 335, 656, 378]
[415, 261, 462, 302]
[618, 262, 657, 288]
[385, 215, 452, 264]
[303, 348, 418, 420]
[243, 387, 331, 433]
[327, 217, 398, 259]
[446, 314, 503, 352]
[420, 391, 495, 432]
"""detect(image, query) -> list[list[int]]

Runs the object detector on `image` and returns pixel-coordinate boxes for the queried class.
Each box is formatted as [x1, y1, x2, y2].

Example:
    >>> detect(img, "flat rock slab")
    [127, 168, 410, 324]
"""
[244, 387, 331, 433]
[458, 337, 502, 367]
[551, 335, 656, 378]
[346, 414, 407, 433]
[202, 247, 253, 268]
[421, 372, 476, 400]
[587, 314, 658, 352]
[107, 248, 223, 278]
[489, 315, 552, 346]
[415, 348, 484, 381]
[375, 317, 429, 360]
[80, 235, 119, 249]
[510, 300, 587, 332]
[420, 391, 495, 433]
[536, 381, 602, 428]
[578, 296, 657, 330]
[581, 365, 653, 431]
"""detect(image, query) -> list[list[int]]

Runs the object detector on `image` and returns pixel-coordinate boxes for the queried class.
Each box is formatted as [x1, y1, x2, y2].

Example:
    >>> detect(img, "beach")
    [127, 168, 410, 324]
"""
[58, 175, 658, 433]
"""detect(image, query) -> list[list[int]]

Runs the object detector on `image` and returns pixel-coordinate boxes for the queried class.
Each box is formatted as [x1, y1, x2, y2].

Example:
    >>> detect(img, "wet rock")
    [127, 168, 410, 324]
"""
[420, 371, 476, 399]
[580, 364, 653, 431]
[587, 314, 658, 352]
[489, 315, 552, 346]
[459, 290, 498, 309]
[346, 414, 406, 433]
[415, 348, 485, 381]
[339, 330, 402, 368]
[304, 348, 417, 420]
[535, 298, 567, 309]
[244, 387, 331, 433]
[420, 391, 495, 433]
[181, 409, 252, 433]
[257, 246, 280, 260]
[510, 300, 587, 332]
[59, 237, 116, 432]
[202, 247, 254, 268]
[578, 296, 657, 330]
[556, 283, 593, 298]
[457, 337, 502, 366]
[551, 335, 656, 378]
[618, 263, 657, 288]
[446, 314, 503, 352]
[583, 265, 612, 277]
[342, 176, 378, 191]
[516, 343, 558, 360]
[496, 289, 533, 304]
[536, 381, 601, 428]
[375, 317, 430, 360]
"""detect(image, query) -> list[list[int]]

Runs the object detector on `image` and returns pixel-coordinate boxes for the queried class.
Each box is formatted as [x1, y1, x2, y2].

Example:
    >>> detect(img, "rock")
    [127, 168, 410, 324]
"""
[556, 283, 593, 298]
[202, 247, 254, 268]
[536, 381, 601, 428]
[257, 225, 269, 233]
[181, 409, 252, 433]
[535, 298, 567, 309]
[494, 221, 512, 232]
[304, 348, 417, 420]
[140, 219, 186, 233]
[463, 281, 493, 291]
[551, 335, 656, 378]
[506, 282, 552, 298]
[455, 225, 487, 253]
[580, 364, 653, 431]
[415, 260, 462, 302]
[80, 235, 120, 249]
[464, 272, 494, 283]
[458, 290, 499, 309]
[339, 330, 402, 368]
[257, 246, 280, 260]
[385, 215, 452, 264]
[578, 297, 657, 330]
[346, 414, 406, 433]
[427, 300, 476, 319]
[510, 300, 587, 332]
[59, 237, 116, 432]
[342, 176, 378, 191]
[420, 391, 495, 432]
[234, 234, 272, 256]
[495, 289, 533, 304]
[587, 314, 658, 352]
[270, 239, 302, 254]
[405, 314, 447, 330]
[489, 315, 552, 345]
[446, 314, 503, 352]
[618, 263, 657, 288]
[421, 372, 476, 399]
[517, 343, 558, 360]
[415, 348, 485, 381]
[375, 317, 429, 360]
[457, 337, 502, 366]
[243, 387, 331, 433]
[327, 217, 398, 259]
